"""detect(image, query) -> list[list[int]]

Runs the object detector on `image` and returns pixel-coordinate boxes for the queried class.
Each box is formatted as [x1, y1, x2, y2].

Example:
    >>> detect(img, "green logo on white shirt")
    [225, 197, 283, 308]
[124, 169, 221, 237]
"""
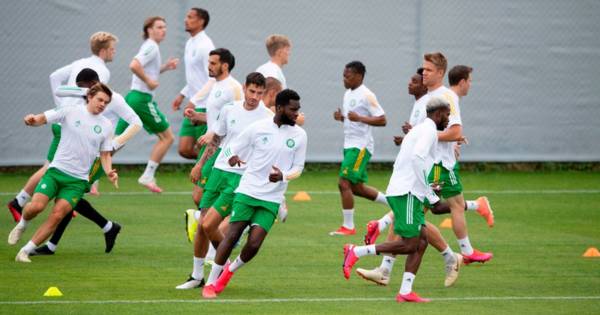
[262, 136, 269, 144]
[350, 99, 356, 107]
[93, 125, 102, 134]
[286, 138, 295, 148]
[215, 90, 222, 98]
[75, 120, 81, 127]
[230, 119, 236, 125]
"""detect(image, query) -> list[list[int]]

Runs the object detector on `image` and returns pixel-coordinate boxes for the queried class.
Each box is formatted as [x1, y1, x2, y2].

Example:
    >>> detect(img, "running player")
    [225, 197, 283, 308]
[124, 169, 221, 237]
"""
[8, 83, 118, 263]
[331, 61, 388, 236]
[256, 34, 291, 89]
[202, 89, 306, 299]
[115, 16, 179, 193]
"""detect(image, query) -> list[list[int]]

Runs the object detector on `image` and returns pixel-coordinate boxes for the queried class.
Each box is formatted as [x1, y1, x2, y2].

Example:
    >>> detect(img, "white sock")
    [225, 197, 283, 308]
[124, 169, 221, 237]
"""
[102, 221, 113, 233]
[458, 237, 474, 256]
[441, 246, 457, 266]
[22, 241, 37, 254]
[194, 210, 201, 221]
[399, 272, 416, 295]
[229, 256, 246, 273]
[46, 242, 57, 252]
[379, 255, 396, 275]
[142, 160, 159, 179]
[342, 209, 354, 229]
[192, 257, 205, 280]
[206, 264, 223, 285]
[16, 190, 31, 207]
[374, 192, 389, 206]
[353, 245, 376, 257]
[465, 200, 478, 211]
[206, 243, 216, 260]
[16, 218, 29, 229]
[378, 213, 393, 232]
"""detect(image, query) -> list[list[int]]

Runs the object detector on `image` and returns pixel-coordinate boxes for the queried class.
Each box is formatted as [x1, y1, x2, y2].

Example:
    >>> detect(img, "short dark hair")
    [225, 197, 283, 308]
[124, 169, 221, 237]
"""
[245, 72, 266, 88]
[191, 7, 210, 28]
[76, 68, 100, 85]
[209, 48, 235, 71]
[448, 65, 473, 86]
[276, 89, 300, 107]
[345, 61, 366, 77]
[416, 67, 424, 76]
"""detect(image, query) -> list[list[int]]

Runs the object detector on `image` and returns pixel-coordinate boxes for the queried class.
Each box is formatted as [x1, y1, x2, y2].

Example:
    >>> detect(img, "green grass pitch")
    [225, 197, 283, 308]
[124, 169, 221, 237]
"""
[1, 169, 599, 314]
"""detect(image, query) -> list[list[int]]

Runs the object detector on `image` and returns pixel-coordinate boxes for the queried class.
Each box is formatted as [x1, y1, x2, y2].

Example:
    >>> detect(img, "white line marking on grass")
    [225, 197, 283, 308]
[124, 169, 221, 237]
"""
[1, 296, 600, 305]
[1, 189, 599, 196]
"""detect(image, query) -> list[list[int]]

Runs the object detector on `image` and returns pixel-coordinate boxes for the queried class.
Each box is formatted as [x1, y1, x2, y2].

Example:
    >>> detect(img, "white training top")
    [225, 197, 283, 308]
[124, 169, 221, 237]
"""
[44, 106, 113, 181]
[386, 118, 439, 203]
[131, 39, 161, 95]
[49, 55, 110, 107]
[408, 96, 429, 127]
[342, 84, 385, 154]
[421, 86, 461, 170]
[256, 61, 286, 89]
[204, 76, 243, 132]
[180, 31, 215, 108]
[225, 118, 307, 204]
[213, 101, 274, 174]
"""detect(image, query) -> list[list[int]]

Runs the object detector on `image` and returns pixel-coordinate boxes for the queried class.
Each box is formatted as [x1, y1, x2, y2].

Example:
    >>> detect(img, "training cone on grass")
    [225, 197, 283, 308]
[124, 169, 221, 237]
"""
[439, 218, 453, 229]
[293, 191, 311, 201]
[43, 287, 63, 297]
[582, 247, 600, 257]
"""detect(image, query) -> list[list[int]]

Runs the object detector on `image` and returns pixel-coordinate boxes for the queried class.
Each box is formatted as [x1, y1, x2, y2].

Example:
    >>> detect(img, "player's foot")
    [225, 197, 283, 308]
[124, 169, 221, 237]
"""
[476, 196, 494, 227]
[342, 244, 359, 279]
[15, 249, 31, 263]
[364, 220, 380, 245]
[214, 263, 233, 294]
[396, 292, 430, 303]
[7, 199, 22, 222]
[8, 225, 25, 245]
[202, 284, 218, 299]
[104, 222, 121, 253]
[30, 245, 55, 256]
[185, 209, 198, 243]
[463, 249, 493, 265]
[138, 176, 163, 193]
[356, 267, 389, 286]
[329, 226, 356, 236]
[277, 203, 288, 223]
[175, 276, 205, 289]
[444, 253, 463, 287]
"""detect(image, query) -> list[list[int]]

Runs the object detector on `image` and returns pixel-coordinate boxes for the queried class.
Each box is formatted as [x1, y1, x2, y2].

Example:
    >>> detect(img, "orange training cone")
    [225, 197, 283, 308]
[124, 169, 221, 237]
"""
[439, 218, 452, 229]
[292, 191, 311, 201]
[583, 247, 600, 257]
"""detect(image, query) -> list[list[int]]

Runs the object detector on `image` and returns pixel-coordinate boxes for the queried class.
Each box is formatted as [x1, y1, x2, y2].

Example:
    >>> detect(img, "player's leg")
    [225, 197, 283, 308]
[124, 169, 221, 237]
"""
[178, 121, 198, 160]
[397, 228, 430, 303]
[8, 193, 51, 246]
[31, 209, 73, 256]
[357, 226, 399, 285]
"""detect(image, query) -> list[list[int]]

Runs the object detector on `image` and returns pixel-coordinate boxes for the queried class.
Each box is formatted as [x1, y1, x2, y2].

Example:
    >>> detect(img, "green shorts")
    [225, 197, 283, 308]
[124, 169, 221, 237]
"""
[199, 168, 242, 217]
[387, 194, 425, 238]
[34, 168, 89, 208]
[179, 108, 207, 139]
[428, 163, 463, 199]
[230, 193, 280, 233]
[46, 123, 62, 161]
[87, 157, 105, 187]
[115, 90, 169, 135]
[197, 147, 221, 188]
[339, 148, 371, 184]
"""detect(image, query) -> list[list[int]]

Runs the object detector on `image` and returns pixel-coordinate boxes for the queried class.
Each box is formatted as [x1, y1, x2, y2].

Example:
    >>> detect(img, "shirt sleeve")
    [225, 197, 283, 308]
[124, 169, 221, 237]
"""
[112, 93, 142, 127]
[214, 106, 229, 137]
[54, 86, 87, 98]
[443, 92, 462, 127]
[100, 126, 114, 152]
[44, 107, 69, 124]
[411, 128, 439, 204]
[365, 93, 385, 116]
[49, 64, 73, 106]
[134, 43, 158, 67]
[224, 122, 256, 160]
[281, 130, 307, 183]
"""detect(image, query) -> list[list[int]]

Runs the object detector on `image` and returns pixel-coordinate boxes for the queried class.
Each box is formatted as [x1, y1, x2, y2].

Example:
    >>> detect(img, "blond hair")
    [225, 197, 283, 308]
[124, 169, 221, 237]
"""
[265, 34, 291, 57]
[90, 32, 118, 56]
[424, 52, 448, 74]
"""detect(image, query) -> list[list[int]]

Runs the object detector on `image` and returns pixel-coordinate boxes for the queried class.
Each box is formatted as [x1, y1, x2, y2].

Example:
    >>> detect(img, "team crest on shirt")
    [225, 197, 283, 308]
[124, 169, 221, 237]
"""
[215, 90, 222, 98]
[350, 99, 356, 107]
[93, 125, 102, 134]
[230, 119, 236, 125]
[75, 120, 81, 127]
[261, 136, 269, 144]
[286, 138, 295, 148]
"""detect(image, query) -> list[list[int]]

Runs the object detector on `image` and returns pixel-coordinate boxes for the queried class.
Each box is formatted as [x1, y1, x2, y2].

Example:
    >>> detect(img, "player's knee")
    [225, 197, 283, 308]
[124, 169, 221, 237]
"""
[28, 201, 46, 214]
[338, 179, 351, 191]
[178, 147, 194, 159]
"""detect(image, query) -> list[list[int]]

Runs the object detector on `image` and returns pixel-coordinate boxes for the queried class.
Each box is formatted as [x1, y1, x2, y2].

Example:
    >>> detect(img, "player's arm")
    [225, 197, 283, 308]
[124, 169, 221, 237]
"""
[130, 58, 158, 90]
[54, 86, 87, 98]
[23, 113, 48, 126]
[110, 94, 143, 150]
[437, 124, 463, 142]
[411, 131, 439, 205]
[160, 57, 179, 73]
[24, 107, 69, 126]
[49, 64, 72, 106]
[347, 93, 387, 126]
[280, 132, 308, 183]
[100, 129, 118, 187]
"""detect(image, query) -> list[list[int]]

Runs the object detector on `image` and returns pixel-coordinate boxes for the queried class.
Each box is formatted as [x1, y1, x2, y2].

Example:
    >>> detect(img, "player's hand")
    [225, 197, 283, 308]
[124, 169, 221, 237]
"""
[457, 136, 469, 145]
[172, 94, 184, 111]
[183, 107, 195, 118]
[24, 114, 36, 125]
[190, 163, 202, 183]
[107, 169, 119, 189]
[430, 181, 444, 196]
[393, 136, 403, 146]
[197, 132, 214, 147]
[165, 57, 179, 71]
[296, 112, 305, 126]
[269, 166, 283, 183]
[402, 121, 412, 134]
[333, 108, 344, 121]
[454, 143, 461, 160]
[228, 155, 245, 167]
[347, 111, 361, 122]
[147, 79, 159, 91]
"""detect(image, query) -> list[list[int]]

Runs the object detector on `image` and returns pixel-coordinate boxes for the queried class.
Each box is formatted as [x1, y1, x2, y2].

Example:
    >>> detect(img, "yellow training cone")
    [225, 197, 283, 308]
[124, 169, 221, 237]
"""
[583, 247, 600, 257]
[43, 287, 63, 297]
[439, 218, 453, 229]
[293, 191, 311, 201]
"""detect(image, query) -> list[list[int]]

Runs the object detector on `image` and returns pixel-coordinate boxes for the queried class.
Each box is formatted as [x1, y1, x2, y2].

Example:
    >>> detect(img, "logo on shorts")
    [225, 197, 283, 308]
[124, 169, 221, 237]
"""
[72, 197, 78, 204]
[93, 125, 102, 134]
[221, 205, 228, 211]
[41, 184, 47, 189]
[286, 138, 295, 148]
[215, 90, 222, 98]
[350, 99, 356, 107]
